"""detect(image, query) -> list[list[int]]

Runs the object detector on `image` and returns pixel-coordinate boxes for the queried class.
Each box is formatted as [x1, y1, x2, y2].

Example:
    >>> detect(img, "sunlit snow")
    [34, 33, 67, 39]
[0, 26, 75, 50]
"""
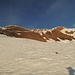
[0, 34, 75, 75]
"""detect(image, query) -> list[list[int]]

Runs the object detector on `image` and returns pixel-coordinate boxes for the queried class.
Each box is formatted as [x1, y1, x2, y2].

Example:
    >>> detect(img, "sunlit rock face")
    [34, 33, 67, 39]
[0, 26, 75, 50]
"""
[0, 25, 75, 42]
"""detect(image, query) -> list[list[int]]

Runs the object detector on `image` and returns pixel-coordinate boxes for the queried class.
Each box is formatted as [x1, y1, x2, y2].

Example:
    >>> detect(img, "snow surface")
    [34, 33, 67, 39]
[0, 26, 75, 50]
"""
[31, 29, 52, 34]
[61, 28, 75, 38]
[2, 27, 7, 30]
[17, 33, 21, 35]
[0, 34, 75, 75]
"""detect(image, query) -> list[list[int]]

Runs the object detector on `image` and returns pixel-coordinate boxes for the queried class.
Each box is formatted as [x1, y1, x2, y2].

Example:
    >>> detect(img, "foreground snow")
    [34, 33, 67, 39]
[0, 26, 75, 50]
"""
[0, 34, 75, 75]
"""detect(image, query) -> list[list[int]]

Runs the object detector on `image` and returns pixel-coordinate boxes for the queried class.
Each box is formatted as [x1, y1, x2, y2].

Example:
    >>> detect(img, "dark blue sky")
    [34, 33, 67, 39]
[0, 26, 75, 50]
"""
[0, 0, 75, 28]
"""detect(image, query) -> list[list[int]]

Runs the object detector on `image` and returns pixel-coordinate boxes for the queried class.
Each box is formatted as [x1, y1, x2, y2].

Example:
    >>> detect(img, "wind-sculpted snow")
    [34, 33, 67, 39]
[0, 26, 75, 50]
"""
[0, 25, 75, 42]
[0, 34, 75, 75]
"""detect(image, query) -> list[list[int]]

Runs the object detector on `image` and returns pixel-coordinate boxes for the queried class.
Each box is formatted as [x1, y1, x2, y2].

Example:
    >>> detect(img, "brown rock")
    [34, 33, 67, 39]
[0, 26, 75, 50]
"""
[0, 25, 75, 42]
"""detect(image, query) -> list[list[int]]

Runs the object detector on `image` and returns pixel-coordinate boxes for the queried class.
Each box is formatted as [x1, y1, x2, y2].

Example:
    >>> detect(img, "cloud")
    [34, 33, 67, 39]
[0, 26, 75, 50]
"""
[73, 24, 75, 27]
[47, 0, 68, 14]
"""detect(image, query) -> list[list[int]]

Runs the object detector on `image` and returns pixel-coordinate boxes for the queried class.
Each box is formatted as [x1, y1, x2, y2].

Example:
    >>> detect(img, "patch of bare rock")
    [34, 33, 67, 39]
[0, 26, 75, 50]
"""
[0, 25, 75, 42]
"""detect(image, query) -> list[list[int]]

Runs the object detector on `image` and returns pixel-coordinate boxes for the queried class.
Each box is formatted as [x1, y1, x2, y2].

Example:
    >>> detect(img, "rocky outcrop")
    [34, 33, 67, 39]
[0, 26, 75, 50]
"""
[0, 25, 75, 42]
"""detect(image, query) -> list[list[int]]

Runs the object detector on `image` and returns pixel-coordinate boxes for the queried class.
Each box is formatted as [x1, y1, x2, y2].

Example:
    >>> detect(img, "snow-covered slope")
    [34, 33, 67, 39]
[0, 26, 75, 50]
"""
[61, 28, 75, 38]
[0, 34, 75, 75]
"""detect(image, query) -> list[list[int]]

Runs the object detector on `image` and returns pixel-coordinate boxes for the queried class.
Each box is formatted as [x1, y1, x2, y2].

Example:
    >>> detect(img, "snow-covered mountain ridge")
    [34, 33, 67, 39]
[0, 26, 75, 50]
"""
[0, 25, 75, 42]
[0, 26, 75, 75]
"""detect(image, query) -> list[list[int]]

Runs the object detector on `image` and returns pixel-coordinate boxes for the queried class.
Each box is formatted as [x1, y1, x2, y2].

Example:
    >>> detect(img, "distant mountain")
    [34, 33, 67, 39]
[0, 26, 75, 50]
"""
[0, 25, 75, 42]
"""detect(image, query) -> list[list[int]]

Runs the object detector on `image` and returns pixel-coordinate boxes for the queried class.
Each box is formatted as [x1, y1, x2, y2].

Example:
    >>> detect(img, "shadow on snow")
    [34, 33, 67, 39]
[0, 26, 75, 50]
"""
[67, 67, 75, 75]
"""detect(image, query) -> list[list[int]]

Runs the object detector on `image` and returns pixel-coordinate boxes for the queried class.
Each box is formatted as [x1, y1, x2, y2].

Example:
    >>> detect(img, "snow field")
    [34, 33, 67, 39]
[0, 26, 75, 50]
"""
[0, 34, 75, 75]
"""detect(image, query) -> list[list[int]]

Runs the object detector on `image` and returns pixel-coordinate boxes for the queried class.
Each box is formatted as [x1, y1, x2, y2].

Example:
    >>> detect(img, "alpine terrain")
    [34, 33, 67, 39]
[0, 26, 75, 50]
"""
[0, 25, 75, 75]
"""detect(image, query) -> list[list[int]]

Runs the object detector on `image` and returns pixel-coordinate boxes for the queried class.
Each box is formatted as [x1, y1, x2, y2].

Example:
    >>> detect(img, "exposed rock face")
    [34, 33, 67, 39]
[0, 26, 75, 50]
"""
[0, 25, 75, 42]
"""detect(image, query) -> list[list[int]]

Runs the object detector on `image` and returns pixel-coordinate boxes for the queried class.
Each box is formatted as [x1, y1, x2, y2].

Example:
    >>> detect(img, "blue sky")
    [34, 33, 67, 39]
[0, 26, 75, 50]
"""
[0, 0, 75, 28]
